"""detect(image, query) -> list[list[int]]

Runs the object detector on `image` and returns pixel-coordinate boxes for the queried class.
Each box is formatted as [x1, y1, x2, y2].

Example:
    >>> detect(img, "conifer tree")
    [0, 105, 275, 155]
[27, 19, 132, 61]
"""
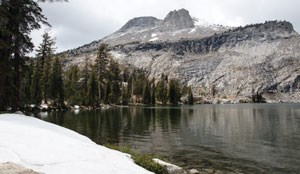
[168, 79, 181, 105]
[0, 0, 66, 110]
[121, 85, 128, 105]
[95, 43, 109, 104]
[65, 65, 80, 105]
[142, 80, 151, 104]
[30, 61, 42, 105]
[156, 74, 168, 104]
[87, 69, 98, 107]
[36, 31, 55, 103]
[20, 60, 34, 106]
[81, 56, 90, 105]
[109, 60, 121, 104]
[49, 57, 64, 107]
[0, 0, 48, 110]
[151, 79, 156, 105]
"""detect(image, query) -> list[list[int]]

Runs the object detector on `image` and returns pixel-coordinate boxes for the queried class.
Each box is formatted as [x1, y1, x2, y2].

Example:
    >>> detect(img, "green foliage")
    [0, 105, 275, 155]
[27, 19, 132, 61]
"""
[0, 0, 48, 110]
[156, 74, 168, 104]
[142, 80, 151, 104]
[168, 79, 181, 105]
[30, 61, 42, 105]
[36, 31, 56, 103]
[87, 69, 98, 107]
[108, 59, 121, 104]
[64, 65, 81, 105]
[106, 145, 168, 174]
[49, 57, 64, 107]
[95, 43, 109, 103]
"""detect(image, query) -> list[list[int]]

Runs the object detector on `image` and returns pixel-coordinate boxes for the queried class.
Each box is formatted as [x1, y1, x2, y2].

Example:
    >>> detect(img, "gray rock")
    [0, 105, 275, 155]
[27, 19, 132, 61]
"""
[152, 158, 186, 174]
[189, 169, 200, 174]
[161, 9, 194, 31]
[0, 162, 41, 174]
[59, 9, 300, 103]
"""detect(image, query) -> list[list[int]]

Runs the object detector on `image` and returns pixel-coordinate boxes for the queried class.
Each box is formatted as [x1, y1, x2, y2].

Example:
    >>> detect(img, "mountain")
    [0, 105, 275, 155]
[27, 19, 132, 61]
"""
[62, 9, 300, 103]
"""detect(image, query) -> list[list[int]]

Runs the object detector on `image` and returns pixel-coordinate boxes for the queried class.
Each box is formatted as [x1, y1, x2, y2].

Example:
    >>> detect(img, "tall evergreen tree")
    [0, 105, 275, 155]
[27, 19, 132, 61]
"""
[156, 74, 168, 104]
[121, 85, 128, 105]
[142, 80, 151, 104]
[95, 43, 109, 104]
[20, 60, 34, 106]
[0, 0, 48, 110]
[109, 59, 121, 104]
[0, 0, 66, 110]
[30, 61, 42, 105]
[36, 31, 55, 103]
[151, 79, 156, 105]
[168, 79, 181, 105]
[64, 65, 80, 105]
[49, 57, 64, 107]
[87, 69, 98, 107]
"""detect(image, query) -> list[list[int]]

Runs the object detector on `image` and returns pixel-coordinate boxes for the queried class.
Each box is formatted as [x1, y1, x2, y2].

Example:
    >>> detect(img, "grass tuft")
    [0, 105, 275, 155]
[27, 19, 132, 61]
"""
[105, 144, 168, 174]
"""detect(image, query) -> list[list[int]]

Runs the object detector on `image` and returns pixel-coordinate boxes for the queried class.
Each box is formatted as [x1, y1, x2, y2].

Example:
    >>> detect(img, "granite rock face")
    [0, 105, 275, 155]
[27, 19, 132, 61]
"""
[61, 9, 300, 103]
[161, 9, 195, 31]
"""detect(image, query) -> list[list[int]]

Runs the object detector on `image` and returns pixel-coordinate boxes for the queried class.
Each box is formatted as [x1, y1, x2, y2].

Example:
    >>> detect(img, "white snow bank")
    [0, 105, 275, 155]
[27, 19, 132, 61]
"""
[0, 114, 153, 174]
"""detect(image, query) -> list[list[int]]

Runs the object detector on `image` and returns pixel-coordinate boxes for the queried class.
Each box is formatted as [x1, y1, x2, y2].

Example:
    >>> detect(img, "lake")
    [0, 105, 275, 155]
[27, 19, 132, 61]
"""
[36, 104, 300, 173]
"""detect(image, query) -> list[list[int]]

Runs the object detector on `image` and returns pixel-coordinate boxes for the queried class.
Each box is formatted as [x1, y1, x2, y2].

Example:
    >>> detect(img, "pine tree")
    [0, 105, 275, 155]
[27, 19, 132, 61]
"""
[121, 85, 128, 105]
[49, 57, 64, 108]
[0, 0, 66, 110]
[156, 74, 168, 104]
[81, 56, 90, 106]
[95, 43, 109, 104]
[36, 31, 55, 103]
[151, 79, 156, 105]
[0, 0, 48, 110]
[30, 61, 42, 105]
[87, 69, 98, 107]
[64, 65, 80, 105]
[20, 60, 34, 106]
[142, 80, 151, 104]
[168, 79, 181, 105]
[109, 60, 121, 104]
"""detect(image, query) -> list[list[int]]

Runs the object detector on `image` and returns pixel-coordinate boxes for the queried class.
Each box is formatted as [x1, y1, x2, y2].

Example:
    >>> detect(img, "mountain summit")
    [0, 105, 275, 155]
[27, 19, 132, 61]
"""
[63, 9, 300, 103]
[161, 9, 195, 30]
[102, 9, 227, 45]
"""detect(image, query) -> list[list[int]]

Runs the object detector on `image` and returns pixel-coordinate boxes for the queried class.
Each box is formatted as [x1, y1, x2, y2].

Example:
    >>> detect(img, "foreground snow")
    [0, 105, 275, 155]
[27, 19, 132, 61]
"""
[0, 114, 153, 174]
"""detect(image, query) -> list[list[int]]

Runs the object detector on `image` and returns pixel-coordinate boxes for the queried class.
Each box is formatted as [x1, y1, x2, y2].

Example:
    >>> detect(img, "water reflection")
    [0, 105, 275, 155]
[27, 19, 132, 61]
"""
[41, 104, 300, 173]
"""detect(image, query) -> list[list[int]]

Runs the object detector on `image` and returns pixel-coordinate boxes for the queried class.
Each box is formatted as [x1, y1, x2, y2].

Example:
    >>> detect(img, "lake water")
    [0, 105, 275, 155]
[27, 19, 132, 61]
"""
[37, 104, 300, 173]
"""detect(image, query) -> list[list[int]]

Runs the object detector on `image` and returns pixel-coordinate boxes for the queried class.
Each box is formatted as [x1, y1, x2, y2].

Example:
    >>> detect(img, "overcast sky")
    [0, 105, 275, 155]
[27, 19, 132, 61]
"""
[31, 0, 300, 54]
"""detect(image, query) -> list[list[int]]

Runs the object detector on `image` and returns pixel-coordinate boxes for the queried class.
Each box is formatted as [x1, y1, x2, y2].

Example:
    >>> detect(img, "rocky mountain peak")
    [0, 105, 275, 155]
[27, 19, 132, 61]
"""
[119, 16, 161, 32]
[161, 8, 194, 30]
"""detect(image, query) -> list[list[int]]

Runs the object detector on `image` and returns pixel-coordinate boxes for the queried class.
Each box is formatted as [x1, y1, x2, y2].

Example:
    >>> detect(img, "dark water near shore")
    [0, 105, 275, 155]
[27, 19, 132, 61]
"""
[37, 104, 300, 173]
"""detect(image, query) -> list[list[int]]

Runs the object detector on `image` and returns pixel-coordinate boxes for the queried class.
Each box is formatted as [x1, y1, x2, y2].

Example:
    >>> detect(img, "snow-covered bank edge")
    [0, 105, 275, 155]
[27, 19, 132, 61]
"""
[0, 113, 153, 174]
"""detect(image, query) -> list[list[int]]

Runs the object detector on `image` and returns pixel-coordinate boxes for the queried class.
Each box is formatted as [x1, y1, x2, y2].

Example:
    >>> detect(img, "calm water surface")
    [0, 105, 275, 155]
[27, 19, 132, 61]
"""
[37, 104, 300, 173]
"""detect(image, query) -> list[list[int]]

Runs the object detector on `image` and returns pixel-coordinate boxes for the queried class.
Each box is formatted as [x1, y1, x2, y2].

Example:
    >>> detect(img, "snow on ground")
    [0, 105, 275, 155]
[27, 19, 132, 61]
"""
[151, 33, 157, 37]
[0, 114, 153, 174]
[149, 37, 159, 42]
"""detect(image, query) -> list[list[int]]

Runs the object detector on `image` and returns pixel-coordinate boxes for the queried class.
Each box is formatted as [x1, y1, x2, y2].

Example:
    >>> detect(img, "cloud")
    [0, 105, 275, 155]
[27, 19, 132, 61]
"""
[31, 0, 300, 53]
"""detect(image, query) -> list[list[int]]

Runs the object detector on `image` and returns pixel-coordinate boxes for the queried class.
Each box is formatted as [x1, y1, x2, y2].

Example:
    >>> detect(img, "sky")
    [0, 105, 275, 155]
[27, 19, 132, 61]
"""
[31, 0, 300, 54]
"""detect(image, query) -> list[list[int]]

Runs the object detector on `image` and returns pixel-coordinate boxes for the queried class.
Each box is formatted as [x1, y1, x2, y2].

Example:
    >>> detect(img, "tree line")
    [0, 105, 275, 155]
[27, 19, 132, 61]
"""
[0, 0, 193, 111]
[24, 32, 193, 109]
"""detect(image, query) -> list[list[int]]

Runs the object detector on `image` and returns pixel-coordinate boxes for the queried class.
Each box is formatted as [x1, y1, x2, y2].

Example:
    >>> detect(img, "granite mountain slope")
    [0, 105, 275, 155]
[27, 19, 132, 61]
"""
[62, 9, 300, 103]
